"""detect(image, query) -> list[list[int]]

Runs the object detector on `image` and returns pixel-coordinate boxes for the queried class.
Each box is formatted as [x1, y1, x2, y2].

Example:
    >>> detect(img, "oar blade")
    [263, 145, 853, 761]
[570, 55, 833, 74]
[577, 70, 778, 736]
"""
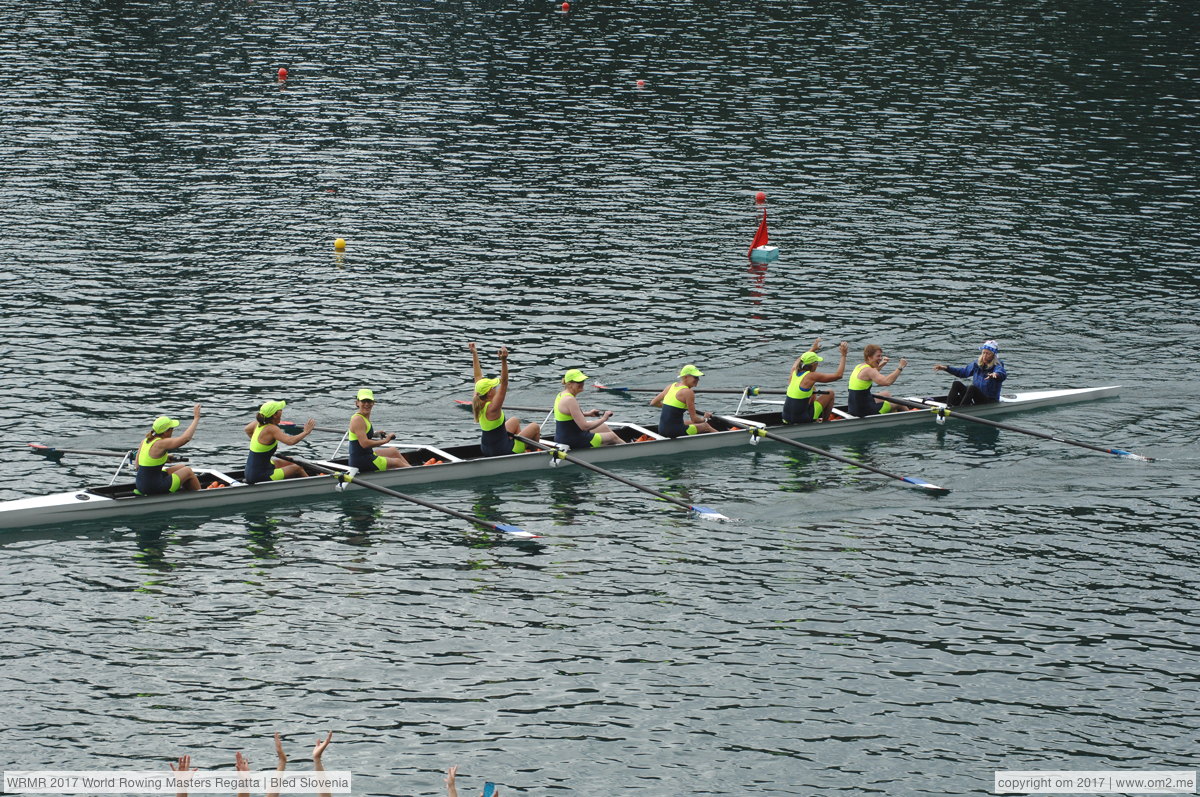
[690, 505, 731, 522]
[901, 476, 951, 495]
[28, 444, 63, 461]
[1111, 448, 1153, 462]
[492, 523, 540, 539]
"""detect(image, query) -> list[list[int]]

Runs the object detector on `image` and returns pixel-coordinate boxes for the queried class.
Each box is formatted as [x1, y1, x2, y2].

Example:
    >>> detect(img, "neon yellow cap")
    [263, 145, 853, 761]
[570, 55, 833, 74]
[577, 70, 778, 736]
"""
[799, 352, 824, 366]
[151, 416, 179, 434]
[475, 377, 501, 396]
[258, 400, 287, 418]
[563, 369, 589, 383]
[356, 389, 375, 401]
[679, 364, 704, 377]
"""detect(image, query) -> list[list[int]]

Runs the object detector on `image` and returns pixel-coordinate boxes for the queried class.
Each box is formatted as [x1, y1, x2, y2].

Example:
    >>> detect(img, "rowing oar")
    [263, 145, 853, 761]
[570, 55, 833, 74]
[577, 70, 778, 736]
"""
[452, 399, 555, 414]
[881, 396, 1154, 462]
[275, 454, 538, 538]
[711, 415, 950, 495]
[515, 435, 729, 521]
[28, 443, 188, 463]
[594, 383, 828, 397]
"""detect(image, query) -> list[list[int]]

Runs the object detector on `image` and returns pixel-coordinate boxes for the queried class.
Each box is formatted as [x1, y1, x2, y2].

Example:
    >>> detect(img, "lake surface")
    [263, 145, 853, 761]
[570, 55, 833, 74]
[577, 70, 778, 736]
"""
[1, 1, 1197, 794]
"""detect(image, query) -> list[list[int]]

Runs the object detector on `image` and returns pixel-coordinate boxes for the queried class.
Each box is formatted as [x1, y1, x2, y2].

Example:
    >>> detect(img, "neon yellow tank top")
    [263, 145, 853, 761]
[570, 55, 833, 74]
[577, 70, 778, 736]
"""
[138, 436, 168, 467]
[663, 383, 687, 409]
[478, 401, 505, 432]
[849, 362, 874, 391]
[249, 424, 277, 453]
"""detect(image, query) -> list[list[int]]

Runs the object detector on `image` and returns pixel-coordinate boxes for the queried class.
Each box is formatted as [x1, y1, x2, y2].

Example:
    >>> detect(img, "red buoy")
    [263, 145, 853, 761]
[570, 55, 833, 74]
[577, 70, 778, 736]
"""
[277, 67, 288, 81]
[561, 1, 569, 10]
[755, 191, 766, 204]
[636, 79, 645, 87]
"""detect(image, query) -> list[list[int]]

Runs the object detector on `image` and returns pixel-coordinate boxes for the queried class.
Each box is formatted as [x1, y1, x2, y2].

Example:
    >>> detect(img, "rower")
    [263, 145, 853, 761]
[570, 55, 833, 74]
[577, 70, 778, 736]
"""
[846, 344, 908, 417]
[243, 400, 316, 483]
[471, 346, 541, 457]
[649, 364, 716, 438]
[348, 389, 410, 471]
[933, 339, 1006, 406]
[134, 405, 201, 495]
[783, 339, 848, 423]
[554, 369, 624, 448]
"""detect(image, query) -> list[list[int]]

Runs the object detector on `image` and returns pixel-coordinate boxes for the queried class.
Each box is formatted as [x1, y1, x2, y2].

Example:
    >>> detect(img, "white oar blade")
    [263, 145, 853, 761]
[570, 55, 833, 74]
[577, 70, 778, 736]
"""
[902, 477, 950, 495]
[494, 523, 540, 539]
[691, 505, 731, 521]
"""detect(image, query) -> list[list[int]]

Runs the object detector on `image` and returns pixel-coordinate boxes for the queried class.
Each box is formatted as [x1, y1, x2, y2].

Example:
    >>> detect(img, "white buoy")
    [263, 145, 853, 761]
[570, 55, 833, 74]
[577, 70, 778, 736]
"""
[750, 245, 779, 263]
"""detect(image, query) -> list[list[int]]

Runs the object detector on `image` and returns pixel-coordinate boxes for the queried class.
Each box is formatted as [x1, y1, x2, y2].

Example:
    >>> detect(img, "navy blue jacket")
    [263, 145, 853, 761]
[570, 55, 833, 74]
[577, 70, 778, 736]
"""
[945, 359, 1007, 401]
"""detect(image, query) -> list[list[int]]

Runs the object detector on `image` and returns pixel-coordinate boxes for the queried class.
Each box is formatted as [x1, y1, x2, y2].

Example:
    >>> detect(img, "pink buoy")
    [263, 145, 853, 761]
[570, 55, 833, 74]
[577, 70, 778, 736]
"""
[755, 191, 766, 204]
[277, 67, 288, 81]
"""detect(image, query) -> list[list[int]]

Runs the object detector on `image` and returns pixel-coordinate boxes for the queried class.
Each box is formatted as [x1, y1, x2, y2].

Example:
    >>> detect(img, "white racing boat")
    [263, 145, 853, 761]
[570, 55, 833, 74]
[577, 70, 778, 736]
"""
[0, 386, 1121, 530]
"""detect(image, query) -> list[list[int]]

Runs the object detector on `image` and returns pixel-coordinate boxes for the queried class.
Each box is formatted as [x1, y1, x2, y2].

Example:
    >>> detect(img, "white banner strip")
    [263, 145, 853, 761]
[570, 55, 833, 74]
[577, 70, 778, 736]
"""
[3, 771, 352, 795]
[995, 771, 1196, 794]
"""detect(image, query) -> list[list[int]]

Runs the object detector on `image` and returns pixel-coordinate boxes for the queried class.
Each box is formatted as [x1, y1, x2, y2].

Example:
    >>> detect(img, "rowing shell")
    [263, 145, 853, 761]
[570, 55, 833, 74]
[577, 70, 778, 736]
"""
[0, 386, 1120, 530]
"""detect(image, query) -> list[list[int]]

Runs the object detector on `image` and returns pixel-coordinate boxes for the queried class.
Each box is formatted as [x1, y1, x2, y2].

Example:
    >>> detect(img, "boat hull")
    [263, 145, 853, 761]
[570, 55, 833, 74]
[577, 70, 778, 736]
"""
[0, 386, 1120, 530]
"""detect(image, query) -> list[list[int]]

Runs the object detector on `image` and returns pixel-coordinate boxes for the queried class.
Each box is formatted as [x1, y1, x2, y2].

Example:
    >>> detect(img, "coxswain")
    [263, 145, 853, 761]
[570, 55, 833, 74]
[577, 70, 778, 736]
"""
[933, 339, 1007, 406]
[243, 400, 316, 483]
[348, 389, 410, 470]
[846, 344, 908, 417]
[134, 405, 201, 495]
[553, 369, 624, 448]
[783, 339, 848, 423]
[649, 364, 716, 438]
[471, 346, 542, 456]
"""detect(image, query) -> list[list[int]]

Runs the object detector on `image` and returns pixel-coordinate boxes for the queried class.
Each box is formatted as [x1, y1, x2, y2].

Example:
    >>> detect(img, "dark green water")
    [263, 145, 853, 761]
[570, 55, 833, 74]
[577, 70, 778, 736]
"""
[1, 1, 1197, 794]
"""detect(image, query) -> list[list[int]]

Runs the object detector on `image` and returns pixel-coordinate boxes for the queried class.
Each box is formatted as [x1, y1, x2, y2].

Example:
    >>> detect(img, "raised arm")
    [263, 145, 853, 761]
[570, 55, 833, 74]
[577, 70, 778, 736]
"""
[312, 732, 333, 797]
[811, 342, 849, 383]
[469, 342, 482, 382]
[875, 358, 908, 386]
[487, 347, 510, 421]
[160, 405, 202, 452]
[266, 732, 287, 797]
[169, 753, 195, 797]
[446, 765, 459, 797]
[234, 751, 251, 797]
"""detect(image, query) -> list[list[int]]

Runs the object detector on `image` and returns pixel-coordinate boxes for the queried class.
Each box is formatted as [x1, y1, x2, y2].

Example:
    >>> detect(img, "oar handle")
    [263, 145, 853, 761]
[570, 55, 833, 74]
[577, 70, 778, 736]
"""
[594, 383, 827, 396]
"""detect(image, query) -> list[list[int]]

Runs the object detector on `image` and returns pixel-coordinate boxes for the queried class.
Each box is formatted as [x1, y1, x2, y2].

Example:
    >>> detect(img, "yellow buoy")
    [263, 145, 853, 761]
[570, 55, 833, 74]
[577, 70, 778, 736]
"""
[334, 238, 346, 250]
